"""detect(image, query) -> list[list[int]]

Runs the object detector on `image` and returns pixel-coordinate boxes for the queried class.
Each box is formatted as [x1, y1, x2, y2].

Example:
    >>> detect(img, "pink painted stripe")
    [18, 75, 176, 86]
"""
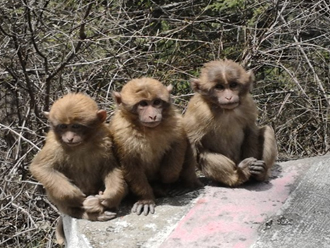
[161, 163, 308, 248]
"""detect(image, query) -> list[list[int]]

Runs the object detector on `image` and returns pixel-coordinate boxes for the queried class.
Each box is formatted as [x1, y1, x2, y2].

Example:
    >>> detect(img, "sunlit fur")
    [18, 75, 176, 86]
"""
[30, 93, 127, 222]
[110, 78, 201, 214]
[184, 60, 277, 186]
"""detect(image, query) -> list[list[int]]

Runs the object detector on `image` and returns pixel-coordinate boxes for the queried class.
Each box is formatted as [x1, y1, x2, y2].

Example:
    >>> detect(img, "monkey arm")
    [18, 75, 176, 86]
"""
[121, 159, 156, 215]
[251, 126, 277, 181]
[260, 126, 277, 169]
[159, 139, 187, 184]
[241, 125, 277, 181]
[30, 155, 85, 207]
[100, 167, 128, 209]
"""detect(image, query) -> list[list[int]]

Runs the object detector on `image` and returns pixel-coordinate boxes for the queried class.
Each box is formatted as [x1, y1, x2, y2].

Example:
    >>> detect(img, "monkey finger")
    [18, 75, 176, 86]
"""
[249, 170, 264, 176]
[131, 202, 138, 214]
[133, 203, 144, 215]
[238, 157, 257, 169]
[249, 165, 265, 172]
[252, 160, 266, 167]
[143, 205, 149, 216]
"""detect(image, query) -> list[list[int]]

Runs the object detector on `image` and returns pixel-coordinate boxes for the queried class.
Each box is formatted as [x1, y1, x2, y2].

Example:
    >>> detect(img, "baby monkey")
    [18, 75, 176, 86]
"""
[30, 93, 127, 223]
[184, 60, 277, 186]
[110, 77, 202, 216]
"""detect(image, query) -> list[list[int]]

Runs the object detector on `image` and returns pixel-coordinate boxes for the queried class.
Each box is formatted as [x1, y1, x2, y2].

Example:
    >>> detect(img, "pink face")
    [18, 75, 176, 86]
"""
[137, 99, 164, 128]
[213, 82, 240, 110]
[55, 123, 88, 146]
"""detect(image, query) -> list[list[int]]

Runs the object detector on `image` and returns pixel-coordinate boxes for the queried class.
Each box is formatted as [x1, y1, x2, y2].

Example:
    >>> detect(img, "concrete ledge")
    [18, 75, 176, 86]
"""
[64, 190, 201, 248]
[64, 155, 330, 248]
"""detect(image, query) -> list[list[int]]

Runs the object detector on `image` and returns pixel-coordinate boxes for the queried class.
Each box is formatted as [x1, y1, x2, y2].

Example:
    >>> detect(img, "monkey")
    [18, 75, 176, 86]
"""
[183, 60, 277, 187]
[29, 93, 127, 224]
[109, 77, 202, 216]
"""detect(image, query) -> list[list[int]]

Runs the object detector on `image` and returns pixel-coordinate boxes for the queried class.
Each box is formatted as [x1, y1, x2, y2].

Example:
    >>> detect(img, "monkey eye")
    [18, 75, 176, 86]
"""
[139, 101, 149, 107]
[153, 99, 162, 106]
[57, 124, 68, 130]
[71, 124, 82, 130]
[229, 82, 238, 89]
[214, 84, 225, 90]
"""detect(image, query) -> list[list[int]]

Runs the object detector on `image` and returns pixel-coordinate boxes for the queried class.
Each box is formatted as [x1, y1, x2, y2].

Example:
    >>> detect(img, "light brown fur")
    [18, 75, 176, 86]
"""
[30, 93, 127, 223]
[184, 60, 277, 186]
[110, 78, 201, 215]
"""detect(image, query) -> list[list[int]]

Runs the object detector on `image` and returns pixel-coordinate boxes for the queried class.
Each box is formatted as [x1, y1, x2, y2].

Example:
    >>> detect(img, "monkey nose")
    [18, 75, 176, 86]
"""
[149, 116, 156, 120]
[225, 96, 232, 100]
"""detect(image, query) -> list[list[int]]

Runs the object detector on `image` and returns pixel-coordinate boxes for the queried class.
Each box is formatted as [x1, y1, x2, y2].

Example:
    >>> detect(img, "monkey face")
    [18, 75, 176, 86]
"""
[191, 60, 253, 110]
[45, 93, 107, 147]
[137, 99, 164, 127]
[212, 82, 241, 109]
[113, 78, 172, 128]
[55, 123, 88, 146]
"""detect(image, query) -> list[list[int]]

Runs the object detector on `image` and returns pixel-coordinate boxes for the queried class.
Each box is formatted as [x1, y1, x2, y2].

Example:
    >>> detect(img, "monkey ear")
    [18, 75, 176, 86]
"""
[166, 84, 173, 93]
[190, 78, 201, 93]
[112, 92, 122, 105]
[43, 111, 50, 119]
[97, 110, 107, 123]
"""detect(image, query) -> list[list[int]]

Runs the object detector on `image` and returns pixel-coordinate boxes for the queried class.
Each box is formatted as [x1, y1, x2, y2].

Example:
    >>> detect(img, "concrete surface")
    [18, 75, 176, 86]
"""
[63, 155, 330, 248]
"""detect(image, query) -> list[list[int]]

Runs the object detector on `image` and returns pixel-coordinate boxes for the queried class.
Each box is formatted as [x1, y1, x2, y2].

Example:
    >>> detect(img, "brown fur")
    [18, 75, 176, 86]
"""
[30, 93, 127, 223]
[110, 78, 201, 215]
[184, 60, 277, 187]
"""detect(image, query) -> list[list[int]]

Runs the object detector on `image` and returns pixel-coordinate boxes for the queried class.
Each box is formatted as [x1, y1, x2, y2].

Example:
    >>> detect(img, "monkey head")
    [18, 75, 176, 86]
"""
[44, 93, 107, 146]
[113, 77, 173, 128]
[190, 60, 254, 110]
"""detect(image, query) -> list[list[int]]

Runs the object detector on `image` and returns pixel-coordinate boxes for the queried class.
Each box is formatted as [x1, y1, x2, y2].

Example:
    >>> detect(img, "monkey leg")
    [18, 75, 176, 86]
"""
[55, 216, 65, 246]
[199, 152, 250, 187]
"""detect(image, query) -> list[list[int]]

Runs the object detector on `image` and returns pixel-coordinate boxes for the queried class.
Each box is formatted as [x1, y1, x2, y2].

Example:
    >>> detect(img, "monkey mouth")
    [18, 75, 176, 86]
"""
[220, 102, 239, 110]
[64, 141, 82, 147]
[141, 121, 161, 128]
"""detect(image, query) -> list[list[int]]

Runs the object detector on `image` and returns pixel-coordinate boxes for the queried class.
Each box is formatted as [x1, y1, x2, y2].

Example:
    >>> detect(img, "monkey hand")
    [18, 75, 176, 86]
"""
[131, 200, 156, 216]
[249, 160, 268, 181]
[237, 157, 255, 182]
[83, 195, 104, 213]
[93, 190, 119, 209]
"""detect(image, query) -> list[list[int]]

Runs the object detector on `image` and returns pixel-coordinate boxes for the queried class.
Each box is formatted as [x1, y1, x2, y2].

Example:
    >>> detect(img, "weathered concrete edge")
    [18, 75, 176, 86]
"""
[250, 154, 330, 248]
[63, 214, 93, 248]
[142, 193, 202, 248]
